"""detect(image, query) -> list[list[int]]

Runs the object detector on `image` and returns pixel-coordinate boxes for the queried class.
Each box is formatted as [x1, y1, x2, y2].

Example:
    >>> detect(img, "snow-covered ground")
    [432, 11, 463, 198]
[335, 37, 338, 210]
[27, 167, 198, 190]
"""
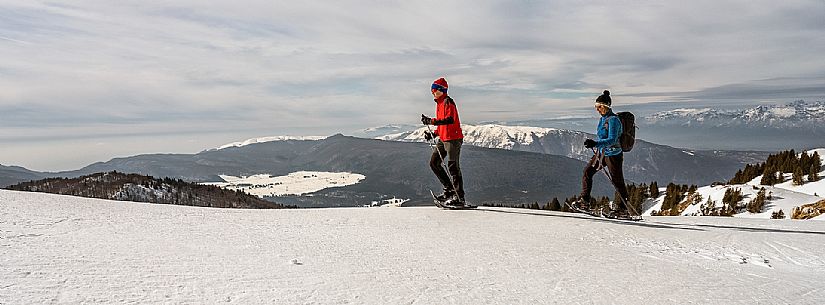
[644, 148, 825, 219]
[3, 190, 825, 304]
[202, 171, 365, 197]
[643, 183, 825, 220]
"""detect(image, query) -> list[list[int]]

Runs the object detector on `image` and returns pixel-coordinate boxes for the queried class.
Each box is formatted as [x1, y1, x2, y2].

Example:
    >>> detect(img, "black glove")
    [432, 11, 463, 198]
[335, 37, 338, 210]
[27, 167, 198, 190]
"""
[421, 114, 433, 125]
[423, 131, 435, 141]
[584, 139, 596, 148]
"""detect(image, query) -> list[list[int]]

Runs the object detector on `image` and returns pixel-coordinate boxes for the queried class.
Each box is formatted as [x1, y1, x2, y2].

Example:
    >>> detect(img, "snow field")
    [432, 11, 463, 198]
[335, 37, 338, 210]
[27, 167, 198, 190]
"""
[3, 190, 825, 304]
[202, 171, 366, 197]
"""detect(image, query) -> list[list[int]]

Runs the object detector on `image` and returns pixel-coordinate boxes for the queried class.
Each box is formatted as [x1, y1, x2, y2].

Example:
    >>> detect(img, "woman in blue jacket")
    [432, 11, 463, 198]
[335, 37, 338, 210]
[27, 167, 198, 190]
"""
[579, 90, 629, 215]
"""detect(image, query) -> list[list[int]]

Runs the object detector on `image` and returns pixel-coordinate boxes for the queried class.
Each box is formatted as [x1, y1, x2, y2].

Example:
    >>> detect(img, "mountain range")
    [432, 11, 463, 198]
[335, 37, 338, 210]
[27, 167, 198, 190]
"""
[2, 122, 776, 207]
[637, 100, 825, 150]
[3, 135, 613, 207]
[644, 100, 825, 129]
[376, 124, 770, 186]
[486, 100, 825, 151]
[0, 165, 46, 188]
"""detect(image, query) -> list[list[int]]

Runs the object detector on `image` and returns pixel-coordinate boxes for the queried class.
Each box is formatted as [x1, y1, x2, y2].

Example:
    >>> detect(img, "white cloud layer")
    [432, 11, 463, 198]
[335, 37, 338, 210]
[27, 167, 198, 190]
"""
[1, 0, 824, 170]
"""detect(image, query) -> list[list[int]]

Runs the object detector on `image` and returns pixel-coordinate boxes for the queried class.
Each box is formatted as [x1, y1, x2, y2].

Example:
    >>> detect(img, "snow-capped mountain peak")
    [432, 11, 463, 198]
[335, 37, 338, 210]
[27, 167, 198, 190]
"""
[215, 135, 327, 150]
[645, 100, 825, 128]
[379, 124, 582, 150]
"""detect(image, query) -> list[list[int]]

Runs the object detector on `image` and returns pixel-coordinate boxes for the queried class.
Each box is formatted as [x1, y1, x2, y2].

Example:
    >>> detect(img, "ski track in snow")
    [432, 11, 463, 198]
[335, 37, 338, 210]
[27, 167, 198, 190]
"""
[2, 190, 825, 304]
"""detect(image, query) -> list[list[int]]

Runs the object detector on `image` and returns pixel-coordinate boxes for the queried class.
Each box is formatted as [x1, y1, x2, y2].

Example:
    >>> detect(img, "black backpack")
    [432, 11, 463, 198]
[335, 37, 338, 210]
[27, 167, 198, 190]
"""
[614, 112, 636, 152]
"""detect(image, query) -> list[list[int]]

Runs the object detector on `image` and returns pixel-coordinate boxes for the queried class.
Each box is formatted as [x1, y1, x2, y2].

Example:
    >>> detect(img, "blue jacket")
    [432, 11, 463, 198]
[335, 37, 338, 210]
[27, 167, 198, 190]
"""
[595, 111, 623, 157]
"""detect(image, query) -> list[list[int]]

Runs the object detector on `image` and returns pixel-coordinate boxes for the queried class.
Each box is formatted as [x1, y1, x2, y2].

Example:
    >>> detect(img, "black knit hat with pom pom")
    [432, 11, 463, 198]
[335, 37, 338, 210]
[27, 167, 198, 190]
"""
[595, 90, 611, 108]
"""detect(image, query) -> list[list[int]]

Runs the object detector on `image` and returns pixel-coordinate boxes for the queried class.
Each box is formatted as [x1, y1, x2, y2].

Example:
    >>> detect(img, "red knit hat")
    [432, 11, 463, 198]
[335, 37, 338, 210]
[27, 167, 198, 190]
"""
[431, 77, 448, 93]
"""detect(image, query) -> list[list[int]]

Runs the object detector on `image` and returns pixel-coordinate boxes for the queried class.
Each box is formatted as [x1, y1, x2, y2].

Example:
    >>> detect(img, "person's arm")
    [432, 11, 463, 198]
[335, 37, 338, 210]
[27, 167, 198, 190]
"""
[595, 116, 622, 147]
[432, 102, 456, 125]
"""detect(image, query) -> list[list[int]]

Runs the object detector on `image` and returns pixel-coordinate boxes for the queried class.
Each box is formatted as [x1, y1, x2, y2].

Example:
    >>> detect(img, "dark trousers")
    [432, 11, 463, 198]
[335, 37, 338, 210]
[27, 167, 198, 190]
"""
[581, 153, 629, 210]
[430, 139, 464, 199]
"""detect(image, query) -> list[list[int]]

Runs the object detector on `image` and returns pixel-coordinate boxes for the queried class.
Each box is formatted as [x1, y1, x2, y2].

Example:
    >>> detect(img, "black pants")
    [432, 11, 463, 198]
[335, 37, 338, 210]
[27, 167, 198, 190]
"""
[581, 153, 629, 210]
[430, 139, 464, 199]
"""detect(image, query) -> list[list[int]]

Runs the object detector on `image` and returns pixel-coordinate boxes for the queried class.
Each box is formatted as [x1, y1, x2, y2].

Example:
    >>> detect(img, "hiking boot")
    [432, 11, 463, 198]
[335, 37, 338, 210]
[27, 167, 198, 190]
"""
[574, 197, 596, 211]
[435, 189, 455, 202]
[443, 195, 465, 207]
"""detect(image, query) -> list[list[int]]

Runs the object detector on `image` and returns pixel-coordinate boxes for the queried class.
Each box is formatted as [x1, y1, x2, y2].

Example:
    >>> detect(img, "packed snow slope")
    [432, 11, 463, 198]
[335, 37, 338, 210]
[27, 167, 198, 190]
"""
[3, 190, 825, 304]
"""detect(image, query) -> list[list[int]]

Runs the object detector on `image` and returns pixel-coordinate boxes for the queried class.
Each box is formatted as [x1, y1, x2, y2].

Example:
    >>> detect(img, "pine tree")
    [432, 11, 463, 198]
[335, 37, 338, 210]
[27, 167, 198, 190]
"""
[781, 150, 796, 173]
[649, 181, 660, 198]
[771, 209, 785, 219]
[639, 183, 648, 198]
[721, 188, 743, 216]
[747, 188, 767, 213]
[549, 198, 561, 211]
[793, 165, 805, 185]
[626, 186, 640, 214]
[810, 153, 821, 182]
[761, 165, 777, 186]
[660, 183, 678, 213]
[730, 169, 744, 184]
[700, 196, 718, 216]
[800, 152, 811, 172]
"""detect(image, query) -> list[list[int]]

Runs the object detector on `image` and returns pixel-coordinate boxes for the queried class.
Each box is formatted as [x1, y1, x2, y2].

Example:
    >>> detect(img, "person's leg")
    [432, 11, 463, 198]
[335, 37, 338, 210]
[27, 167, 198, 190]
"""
[604, 154, 629, 211]
[429, 140, 453, 194]
[444, 139, 464, 200]
[580, 154, 600, 203]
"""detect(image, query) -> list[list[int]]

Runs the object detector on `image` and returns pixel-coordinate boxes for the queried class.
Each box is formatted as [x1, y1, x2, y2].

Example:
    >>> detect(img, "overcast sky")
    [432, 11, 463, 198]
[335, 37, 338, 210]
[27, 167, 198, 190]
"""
[2, 0, 824, 171]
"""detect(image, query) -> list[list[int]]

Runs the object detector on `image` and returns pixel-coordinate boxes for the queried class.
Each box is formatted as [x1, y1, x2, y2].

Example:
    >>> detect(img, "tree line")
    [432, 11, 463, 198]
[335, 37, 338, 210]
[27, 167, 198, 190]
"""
[483, 182, 659, 215]
[729, 149, 821, 186]
[6, 171, 296, 209]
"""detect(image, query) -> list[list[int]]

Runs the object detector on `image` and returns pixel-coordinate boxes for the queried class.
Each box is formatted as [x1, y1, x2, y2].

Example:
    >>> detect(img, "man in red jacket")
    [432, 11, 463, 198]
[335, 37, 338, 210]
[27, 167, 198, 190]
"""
[421, 77, 466, 206]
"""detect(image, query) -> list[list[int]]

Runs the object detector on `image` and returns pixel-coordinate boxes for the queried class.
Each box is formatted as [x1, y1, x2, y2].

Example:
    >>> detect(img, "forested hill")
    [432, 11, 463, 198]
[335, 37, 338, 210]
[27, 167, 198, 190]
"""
[7, 171, 294, 209]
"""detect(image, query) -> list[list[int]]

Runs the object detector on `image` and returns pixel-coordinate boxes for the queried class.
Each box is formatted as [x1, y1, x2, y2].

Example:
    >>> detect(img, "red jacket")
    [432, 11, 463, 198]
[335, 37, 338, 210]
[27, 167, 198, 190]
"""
[433, 96, 464, 141]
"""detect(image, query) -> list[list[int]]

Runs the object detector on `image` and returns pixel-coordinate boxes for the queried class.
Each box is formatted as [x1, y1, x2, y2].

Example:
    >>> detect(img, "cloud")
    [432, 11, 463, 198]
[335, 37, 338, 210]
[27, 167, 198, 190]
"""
[1, 0, 825, 169]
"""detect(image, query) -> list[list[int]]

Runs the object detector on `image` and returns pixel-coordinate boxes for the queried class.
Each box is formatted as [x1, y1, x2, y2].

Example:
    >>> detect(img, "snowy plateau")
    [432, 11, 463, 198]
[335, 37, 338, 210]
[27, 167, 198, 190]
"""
[2, 190, 825, 304]
[201, 171, 366, 197]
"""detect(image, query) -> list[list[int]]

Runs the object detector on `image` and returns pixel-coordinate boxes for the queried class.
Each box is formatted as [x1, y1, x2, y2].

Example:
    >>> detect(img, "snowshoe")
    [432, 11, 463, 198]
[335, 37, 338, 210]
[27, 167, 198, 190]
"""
[564, 201, 642, 221]
[429, 190, 446, 208]
[430, 191, 476, 209]
[434, 189, 455, 202]
[573, 197, 596, 210]
[443, 196, 476, 209]
[604, 210, 643, 221]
